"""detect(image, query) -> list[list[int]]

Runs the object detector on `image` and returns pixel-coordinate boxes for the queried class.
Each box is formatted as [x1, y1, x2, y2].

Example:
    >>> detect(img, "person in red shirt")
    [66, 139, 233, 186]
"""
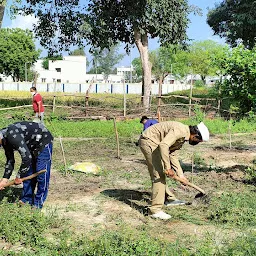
[30, 87, 45, 123]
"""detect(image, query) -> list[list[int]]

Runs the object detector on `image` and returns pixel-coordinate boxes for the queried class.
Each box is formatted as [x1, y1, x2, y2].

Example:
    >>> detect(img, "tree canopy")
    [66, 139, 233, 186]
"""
[150, 47, 175, 83]
[188, 40, 228, 83]
[216, 45, 256, 115]
[15, 0, 194, 110]
[207, 0, 256, 49]
[84, 0, 192, 108]
[69, 47, 86, 56]
[88, 45, 124, 80]
[0, 28, 40, 81]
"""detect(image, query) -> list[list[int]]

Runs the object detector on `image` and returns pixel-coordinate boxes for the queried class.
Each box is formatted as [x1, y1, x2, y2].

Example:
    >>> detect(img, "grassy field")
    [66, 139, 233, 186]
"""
[0, 93, 255, 255]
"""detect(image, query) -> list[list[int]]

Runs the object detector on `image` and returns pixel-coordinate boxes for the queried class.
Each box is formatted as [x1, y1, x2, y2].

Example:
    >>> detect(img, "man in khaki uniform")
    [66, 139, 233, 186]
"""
[140, 121, 209, 220]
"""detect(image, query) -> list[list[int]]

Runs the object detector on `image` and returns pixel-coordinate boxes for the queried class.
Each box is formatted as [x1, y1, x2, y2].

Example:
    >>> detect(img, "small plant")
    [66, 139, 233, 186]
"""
[194, 152, 206, 167]
[244, 166, 256, 183]
[193, 104, 205, 123]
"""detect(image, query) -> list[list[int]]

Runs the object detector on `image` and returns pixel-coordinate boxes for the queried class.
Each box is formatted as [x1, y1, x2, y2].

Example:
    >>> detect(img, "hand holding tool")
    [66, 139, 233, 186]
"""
[2, 169, 47, 189]
[164, 169, 206, 195]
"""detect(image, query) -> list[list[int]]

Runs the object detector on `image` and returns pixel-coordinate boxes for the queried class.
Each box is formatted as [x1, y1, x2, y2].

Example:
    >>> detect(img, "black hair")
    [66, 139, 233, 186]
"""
[140, 116, 148, 123]
[189, 125, 202, 140]
[30, 86, 37, 91]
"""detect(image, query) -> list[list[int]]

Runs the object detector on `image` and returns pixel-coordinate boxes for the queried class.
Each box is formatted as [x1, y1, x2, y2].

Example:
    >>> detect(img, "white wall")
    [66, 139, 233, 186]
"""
[0, 82, 190, 94]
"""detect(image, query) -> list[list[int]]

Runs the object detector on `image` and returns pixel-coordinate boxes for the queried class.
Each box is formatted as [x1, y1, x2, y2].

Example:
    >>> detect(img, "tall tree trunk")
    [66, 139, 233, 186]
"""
[0, 4, 5, 28]
[134, 27, 152, 111]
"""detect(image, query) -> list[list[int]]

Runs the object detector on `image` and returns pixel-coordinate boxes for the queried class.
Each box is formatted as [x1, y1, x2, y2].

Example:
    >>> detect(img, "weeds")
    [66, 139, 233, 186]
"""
[207, 192, 256, 227]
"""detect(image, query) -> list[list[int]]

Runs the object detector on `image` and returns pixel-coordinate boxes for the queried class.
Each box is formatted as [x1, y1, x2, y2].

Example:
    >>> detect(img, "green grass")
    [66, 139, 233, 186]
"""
[207, 191, 256, 227]
[0, 201, 255, 256]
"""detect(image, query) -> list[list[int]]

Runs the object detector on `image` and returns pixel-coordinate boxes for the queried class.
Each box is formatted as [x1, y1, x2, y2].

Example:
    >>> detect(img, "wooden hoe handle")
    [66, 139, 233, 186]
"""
[164, 171, 206, 194]
[3, 169, 47, 188]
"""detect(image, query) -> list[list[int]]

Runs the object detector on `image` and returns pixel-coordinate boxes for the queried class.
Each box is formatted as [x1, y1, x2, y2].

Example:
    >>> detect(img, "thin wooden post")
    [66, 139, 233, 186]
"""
[229, 113, 232, 149]
[52, 95, 56, 113]
[113, 117, 121, 159]
[157, 80, 162, 122]
[191, 152, 194, 183]
[123, 79, 126, 117]
[59, 136, 67, 175]
[188, 74, 193, 117]
[85, 80, 93, 116]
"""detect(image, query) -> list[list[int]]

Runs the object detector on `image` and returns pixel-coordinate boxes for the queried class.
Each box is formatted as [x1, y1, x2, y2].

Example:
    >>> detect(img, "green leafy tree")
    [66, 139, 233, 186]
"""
[150, 46, 174, 85]
[69, 47, 86, 56]
[188, 40, 228, 84]
[132, 57, 142, 82]
[88, 45, 124, 80]
[15, 0, 196, 110]
[216, 45, 256, 115]
[42, 55, 63, 70]
[0, 28, 40, 81]
[84, 0, 194, 110]
[207, 0, 256, 49]
[171, 48, 190, 81]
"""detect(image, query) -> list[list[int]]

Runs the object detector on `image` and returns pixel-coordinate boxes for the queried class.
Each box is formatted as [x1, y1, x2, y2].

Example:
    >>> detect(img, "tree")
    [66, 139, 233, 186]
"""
[84, 0, 194, 110]
[188, 40, 228, 83]
[0, 0, 5, 28]
[69, 47, 86, 56]
[207, 0, 256, 49]
[15, 0, 195, 110]
[0, 28, 40, 81]
[42, 55, 63, 70]
[132, 57, 142, 82]
[88, 45, 124, 80]
[216, 45, 256, 115]
[150, 47, 174, 85]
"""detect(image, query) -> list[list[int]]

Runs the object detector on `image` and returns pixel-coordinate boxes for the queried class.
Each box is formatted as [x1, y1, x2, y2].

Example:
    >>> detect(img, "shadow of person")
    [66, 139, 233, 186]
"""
[101, 189, 151, 216]
[0, 187, 23, 203]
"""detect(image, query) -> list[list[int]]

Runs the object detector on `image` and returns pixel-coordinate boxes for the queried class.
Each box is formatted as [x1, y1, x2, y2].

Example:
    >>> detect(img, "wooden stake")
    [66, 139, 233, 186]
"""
[188, 74, 193, 117]
[52, 95, 56, 113]
[191, 152, 194, 183]
[59, 136, 67, 175]
[229, 116, 232, 149]
[85, 80, 93, 116]
[113, 117, 121, 159]
[157, 80, 162, 122]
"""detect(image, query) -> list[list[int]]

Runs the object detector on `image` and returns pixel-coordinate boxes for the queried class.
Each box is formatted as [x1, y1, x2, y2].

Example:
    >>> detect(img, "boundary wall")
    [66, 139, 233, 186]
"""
[1, 82, 190, 94]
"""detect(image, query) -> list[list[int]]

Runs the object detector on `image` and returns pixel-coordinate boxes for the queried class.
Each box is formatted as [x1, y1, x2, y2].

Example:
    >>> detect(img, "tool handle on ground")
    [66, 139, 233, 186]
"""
[3, 169, 47, 188]
[164, 171, 206, 194]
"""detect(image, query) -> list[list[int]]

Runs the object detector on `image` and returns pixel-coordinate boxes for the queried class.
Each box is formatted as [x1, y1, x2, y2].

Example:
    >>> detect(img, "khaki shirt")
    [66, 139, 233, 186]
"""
[142, 121, 190, 171]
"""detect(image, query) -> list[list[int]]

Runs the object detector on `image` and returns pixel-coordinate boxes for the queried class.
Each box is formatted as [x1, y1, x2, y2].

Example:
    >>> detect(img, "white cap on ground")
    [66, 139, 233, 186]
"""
[197, 122, 209, 142]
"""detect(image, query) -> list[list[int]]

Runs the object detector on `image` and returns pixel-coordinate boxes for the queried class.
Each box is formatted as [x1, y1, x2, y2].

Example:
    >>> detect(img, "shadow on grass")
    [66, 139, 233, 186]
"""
[0, 187, 22, 203]
[101, 189, 151, 216]
[181, 162, 248, 174]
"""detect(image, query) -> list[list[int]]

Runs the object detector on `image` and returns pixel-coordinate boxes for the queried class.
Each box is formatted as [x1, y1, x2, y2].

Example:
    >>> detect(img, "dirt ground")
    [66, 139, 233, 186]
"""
[42, 132, 256, 241]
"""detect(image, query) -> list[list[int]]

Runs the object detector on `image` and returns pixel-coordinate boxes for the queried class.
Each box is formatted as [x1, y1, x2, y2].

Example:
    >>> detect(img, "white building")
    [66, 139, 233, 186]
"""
[34, 56, 87, 83]
[117, 66, 134, 81]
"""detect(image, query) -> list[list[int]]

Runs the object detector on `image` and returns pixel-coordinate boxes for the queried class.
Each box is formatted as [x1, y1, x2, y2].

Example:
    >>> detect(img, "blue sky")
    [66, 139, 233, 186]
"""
[2, 0, 223, 67]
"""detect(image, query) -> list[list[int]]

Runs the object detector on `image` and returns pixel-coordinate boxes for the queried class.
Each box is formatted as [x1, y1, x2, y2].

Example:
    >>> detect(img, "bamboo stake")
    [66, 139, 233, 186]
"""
[157, 80, 162, 122]
[229, 114, 232, 149]
[59, 136, 67, 175]
[113, 117, 121, 159]
[188, 74, 193, 117]
[123, 79, 126, 117]
[52, 95, 56, 113]
[191, 152, 194, 183]
[85, 80, 94, 116]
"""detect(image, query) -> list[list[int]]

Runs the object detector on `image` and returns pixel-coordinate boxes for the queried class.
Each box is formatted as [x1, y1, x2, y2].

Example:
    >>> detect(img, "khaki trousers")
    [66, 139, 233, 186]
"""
[140, 137, 177, 214]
